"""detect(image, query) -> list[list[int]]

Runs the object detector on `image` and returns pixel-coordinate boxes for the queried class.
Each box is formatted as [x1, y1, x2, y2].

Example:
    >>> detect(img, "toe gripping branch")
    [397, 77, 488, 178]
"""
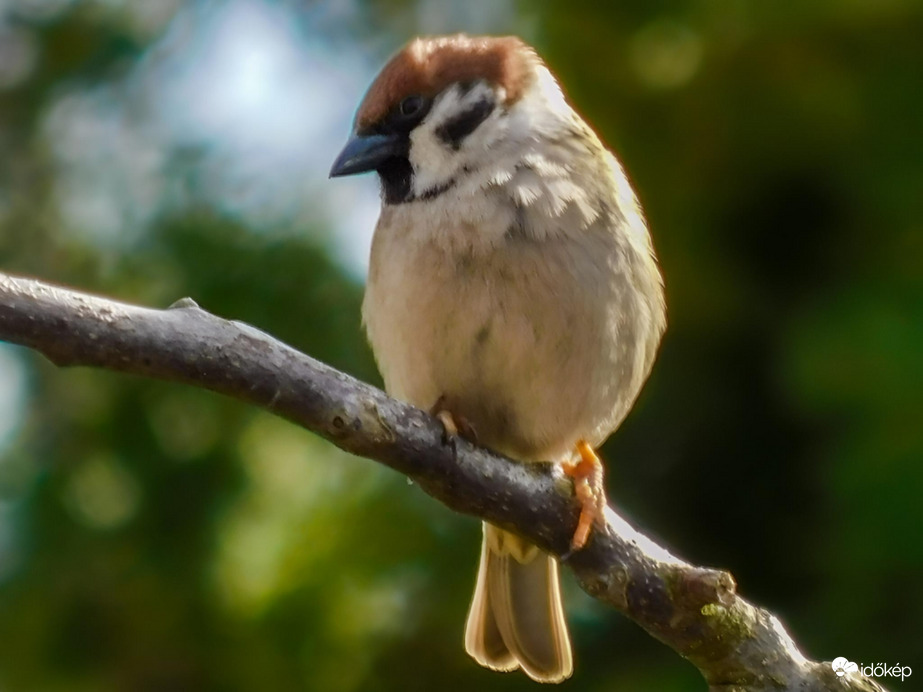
[430, 399, 604, 557]
[431, 397, 478, 459]
[561, 441, 608, 554]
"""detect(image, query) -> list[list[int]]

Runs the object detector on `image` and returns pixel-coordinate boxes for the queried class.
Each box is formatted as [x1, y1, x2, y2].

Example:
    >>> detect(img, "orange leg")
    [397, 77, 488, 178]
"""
[561, 440, 607, 551]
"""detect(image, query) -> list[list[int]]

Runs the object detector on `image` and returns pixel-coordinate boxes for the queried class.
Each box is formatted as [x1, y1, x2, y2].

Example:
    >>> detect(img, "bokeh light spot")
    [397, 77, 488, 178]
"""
[630, 19, 703, 90]
[63, 454, 141, 530]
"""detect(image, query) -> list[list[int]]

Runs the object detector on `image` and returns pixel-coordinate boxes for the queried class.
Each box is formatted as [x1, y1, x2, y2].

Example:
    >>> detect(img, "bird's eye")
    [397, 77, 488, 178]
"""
[399, 95, 424, 117]
[379, 95, 430, 134]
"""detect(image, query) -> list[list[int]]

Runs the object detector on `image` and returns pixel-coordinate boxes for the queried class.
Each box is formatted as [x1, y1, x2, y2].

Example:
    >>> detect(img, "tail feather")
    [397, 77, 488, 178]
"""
[464, 523, 573, 683]
[464, 533, 518, 672]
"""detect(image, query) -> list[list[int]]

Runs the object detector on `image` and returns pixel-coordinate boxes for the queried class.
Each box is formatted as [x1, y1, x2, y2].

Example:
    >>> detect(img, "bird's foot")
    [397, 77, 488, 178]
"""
[430, 396, 478, 458]
[560, 440, 607, 553]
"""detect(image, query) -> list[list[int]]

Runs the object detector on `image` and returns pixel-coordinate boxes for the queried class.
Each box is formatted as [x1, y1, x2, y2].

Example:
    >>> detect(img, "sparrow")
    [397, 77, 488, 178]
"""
[330, 34, 666, 683]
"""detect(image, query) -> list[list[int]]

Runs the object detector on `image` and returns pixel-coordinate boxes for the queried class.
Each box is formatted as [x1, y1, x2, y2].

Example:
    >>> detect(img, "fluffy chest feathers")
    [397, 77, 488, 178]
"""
[362, 155, 665, 461]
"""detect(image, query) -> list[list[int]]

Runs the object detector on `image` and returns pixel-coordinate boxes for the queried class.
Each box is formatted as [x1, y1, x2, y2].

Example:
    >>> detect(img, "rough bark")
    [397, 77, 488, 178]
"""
[0, 272, 886, 692]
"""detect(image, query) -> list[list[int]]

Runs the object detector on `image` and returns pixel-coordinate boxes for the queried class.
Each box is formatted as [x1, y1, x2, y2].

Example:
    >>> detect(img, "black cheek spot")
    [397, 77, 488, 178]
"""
[475, 323, 491, 346]
[436, 94, 496, 151]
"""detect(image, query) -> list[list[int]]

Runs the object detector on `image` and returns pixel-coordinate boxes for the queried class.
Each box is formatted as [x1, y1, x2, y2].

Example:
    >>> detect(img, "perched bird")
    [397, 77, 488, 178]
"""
[331, 34, 666, 683]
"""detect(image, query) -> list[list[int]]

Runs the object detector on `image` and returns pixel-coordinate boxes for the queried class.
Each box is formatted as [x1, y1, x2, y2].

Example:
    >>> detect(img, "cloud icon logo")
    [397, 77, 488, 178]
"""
[832, 657, 859, 677]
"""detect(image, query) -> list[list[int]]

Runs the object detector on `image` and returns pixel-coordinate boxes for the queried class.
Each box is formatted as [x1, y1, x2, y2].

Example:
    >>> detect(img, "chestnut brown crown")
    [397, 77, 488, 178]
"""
[355, 34, 538, 132]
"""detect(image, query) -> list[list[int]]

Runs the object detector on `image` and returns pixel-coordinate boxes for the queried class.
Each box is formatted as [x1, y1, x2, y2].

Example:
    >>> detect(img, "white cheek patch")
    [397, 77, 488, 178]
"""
[408, 82, 503, 197]
[389, 65, 622, 253]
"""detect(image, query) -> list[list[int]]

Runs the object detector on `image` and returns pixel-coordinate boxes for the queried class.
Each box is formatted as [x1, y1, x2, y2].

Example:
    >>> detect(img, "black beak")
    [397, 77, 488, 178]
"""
[329, 133, 405, 178]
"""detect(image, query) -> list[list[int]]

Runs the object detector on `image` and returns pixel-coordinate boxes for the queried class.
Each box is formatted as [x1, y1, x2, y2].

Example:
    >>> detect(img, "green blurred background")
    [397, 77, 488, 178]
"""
[1, 1, 921, 690]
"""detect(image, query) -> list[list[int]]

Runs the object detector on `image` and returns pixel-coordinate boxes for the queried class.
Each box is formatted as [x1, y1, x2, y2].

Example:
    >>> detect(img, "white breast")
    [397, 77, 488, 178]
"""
[362, 177, 664, 462]
[363, 73, 665, 461]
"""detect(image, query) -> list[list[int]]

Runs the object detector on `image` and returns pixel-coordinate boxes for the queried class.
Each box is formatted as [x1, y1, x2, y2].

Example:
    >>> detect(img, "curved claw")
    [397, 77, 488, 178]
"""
[430, 396, 478, 461]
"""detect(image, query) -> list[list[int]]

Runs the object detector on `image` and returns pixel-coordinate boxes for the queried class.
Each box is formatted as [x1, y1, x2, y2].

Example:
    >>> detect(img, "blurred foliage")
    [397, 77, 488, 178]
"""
[0, 0, 921, 690]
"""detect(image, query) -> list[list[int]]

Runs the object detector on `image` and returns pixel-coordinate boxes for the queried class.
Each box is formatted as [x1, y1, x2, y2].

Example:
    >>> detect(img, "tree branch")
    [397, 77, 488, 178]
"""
[0, 272, 884, 691]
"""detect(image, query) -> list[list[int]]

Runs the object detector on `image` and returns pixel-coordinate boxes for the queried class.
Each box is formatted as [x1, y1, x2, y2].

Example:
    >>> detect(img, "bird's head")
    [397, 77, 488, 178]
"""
[330, 34, 574, 205]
